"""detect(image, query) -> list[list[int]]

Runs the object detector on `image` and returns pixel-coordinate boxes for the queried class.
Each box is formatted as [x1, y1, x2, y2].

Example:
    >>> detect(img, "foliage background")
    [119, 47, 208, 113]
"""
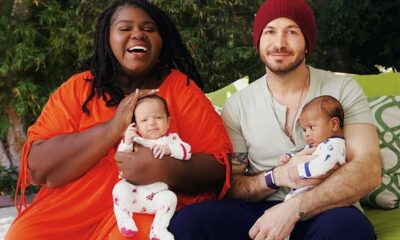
[0, 0, 399, 146]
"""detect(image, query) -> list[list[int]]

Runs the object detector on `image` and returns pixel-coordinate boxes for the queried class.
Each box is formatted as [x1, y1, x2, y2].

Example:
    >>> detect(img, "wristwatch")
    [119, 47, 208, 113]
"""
[264, 169, 278, 189]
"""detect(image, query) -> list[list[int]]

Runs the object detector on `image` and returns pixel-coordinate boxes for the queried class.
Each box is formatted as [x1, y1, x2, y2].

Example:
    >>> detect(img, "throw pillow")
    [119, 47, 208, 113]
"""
[361, 96, 400, 209]
[206, 76, 249, 113]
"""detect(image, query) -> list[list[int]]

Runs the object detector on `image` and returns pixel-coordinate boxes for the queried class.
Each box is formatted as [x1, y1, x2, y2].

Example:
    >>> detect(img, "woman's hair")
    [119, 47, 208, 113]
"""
[82, 0, 202, 114]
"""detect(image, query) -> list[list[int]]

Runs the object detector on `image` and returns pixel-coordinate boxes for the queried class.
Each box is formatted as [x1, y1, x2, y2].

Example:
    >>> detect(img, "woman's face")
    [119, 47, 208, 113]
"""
[109, 5, 162, 76]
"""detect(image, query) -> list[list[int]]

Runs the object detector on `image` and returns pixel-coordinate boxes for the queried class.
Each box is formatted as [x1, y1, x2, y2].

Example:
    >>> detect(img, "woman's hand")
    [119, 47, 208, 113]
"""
[115, 146, 225, 194]
[115, 145, 164, 185]
[109, 89, 158, 138]
[28, 89, 154, 187]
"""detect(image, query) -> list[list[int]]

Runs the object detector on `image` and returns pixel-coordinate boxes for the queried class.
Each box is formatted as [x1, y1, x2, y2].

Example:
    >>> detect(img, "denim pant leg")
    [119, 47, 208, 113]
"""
[169, 199, 281, 240]
[291, 206, 376, 240]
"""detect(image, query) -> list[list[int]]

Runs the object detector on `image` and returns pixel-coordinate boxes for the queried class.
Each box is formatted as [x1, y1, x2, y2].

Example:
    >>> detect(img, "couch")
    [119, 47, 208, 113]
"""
[206, 72, 400, 240]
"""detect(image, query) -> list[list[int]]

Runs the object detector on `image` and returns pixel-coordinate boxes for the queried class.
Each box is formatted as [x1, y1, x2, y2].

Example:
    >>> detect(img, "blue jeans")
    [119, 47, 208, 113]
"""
[169, 199, 376, 240]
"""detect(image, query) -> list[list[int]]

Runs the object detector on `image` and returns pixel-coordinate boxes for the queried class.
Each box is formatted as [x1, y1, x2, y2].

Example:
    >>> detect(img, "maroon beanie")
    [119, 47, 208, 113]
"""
[253, 0, 316, 53]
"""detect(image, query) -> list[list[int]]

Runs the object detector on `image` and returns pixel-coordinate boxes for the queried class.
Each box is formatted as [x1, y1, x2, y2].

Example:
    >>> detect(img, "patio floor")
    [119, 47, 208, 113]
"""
[0, 207, 16, 239]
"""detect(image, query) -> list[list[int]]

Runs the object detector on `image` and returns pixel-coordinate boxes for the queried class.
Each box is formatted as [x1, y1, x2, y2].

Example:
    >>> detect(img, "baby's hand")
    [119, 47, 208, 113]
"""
[124, 123, 139, 144]
[151, 145, 171, 159]
[279, 153, 292, 166]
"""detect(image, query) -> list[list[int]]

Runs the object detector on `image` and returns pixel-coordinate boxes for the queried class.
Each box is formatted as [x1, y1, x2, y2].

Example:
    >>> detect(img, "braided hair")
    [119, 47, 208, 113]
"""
[82, 0, 202, 114]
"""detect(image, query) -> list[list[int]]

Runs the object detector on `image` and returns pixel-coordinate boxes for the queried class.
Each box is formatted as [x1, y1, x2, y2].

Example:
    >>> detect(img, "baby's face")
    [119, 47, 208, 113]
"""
[299, 108, 335, 147]
[134, 98, 170, 139]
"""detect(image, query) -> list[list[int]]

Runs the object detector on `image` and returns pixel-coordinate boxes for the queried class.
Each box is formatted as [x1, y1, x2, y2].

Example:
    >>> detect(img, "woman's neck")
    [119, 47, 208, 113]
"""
[115, 67, 169, 94]
[116, 73, 149, 94]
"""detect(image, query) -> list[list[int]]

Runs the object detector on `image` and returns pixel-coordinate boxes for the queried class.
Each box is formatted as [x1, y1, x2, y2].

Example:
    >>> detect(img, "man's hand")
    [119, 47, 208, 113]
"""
[109, 89, 158, 138]
[288, 165, 300, 182]
[278, 153, 291, 166]
[249, 197, 302, 240]
[274, 154, 325, 189]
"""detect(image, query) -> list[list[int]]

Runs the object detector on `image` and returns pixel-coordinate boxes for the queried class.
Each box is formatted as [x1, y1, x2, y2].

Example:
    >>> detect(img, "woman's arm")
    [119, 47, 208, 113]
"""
[115, 146, 225, 195]
[28, 121, 120, 187]
[28, 90, 155, 187]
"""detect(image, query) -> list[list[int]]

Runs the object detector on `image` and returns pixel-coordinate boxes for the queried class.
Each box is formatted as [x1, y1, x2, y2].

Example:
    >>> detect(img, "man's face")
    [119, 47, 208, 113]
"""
[259, 17, 307, 74]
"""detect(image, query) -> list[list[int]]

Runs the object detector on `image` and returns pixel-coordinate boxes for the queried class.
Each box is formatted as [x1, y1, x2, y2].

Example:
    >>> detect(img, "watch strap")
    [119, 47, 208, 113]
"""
[264, 169, 278, 189]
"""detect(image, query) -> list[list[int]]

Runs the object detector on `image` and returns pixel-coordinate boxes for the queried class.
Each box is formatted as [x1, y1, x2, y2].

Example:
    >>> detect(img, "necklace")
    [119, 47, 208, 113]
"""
[267, 68, 309, 140]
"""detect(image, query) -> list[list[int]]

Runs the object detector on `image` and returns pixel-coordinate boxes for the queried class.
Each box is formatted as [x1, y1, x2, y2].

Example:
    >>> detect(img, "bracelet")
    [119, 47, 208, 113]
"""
[264, 169, 278, 189]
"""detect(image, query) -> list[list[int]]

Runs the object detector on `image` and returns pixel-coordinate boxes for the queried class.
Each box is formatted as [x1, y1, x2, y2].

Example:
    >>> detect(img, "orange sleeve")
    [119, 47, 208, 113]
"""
[160, 70, 233, 199]
[15, 71, 91, 212]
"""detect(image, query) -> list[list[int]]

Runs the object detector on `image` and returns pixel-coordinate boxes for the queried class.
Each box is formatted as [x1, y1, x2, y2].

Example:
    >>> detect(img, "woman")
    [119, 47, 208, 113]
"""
[6, 1, 232, 239]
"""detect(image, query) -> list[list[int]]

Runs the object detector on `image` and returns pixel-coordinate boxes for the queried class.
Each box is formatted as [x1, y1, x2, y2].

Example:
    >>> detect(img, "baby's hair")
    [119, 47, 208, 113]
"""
[82, 0, 202, 115]
[132, 95, 169, 123]
[302, 95, 344, 128]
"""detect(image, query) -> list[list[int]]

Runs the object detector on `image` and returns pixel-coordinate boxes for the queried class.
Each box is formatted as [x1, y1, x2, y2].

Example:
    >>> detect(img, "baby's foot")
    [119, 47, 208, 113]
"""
[150, 227, 174, 240]
[116, 210, 138, 237]
[120, 226, 138, 237]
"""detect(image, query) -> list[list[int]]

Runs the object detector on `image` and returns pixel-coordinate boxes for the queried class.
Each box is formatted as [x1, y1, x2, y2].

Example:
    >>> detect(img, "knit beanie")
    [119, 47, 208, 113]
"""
[253, 0, 316, 53]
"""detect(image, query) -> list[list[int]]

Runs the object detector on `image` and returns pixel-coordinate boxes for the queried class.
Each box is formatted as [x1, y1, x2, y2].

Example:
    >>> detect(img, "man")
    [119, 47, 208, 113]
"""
[169, 0, 381, 239]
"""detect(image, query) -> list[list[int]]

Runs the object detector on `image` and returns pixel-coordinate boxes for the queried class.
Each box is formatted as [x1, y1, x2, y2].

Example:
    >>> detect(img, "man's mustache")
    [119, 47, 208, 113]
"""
[267, 48, 293, 55]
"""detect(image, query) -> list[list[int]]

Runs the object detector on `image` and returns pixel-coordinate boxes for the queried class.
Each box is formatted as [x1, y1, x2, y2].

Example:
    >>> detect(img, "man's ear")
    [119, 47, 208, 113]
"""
[330, 117, 340, 132]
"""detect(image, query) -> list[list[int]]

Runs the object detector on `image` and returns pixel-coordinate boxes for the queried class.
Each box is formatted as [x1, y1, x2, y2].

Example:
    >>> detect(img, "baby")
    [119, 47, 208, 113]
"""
[113, 95, 191, 240]
[279, 95, 346, 200]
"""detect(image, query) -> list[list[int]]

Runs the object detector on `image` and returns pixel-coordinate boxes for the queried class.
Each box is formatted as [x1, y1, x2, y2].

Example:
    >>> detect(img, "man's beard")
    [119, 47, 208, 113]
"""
[261, 48, 306, 74]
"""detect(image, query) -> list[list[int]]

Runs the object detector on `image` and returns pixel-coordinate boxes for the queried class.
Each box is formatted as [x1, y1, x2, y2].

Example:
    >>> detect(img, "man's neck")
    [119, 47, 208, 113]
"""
[266, 64, 309, 96]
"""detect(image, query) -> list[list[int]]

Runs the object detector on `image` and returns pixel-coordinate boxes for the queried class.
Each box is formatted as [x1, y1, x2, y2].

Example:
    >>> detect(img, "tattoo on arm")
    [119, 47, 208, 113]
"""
[229, 152, 249, 175]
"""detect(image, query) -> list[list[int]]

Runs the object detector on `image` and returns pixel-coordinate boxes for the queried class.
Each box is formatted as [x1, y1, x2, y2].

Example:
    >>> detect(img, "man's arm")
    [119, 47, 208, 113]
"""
[250, 124, 381, 239]
[298, 123, 381, 216]
[228, 153, 324, 202]
[228, 171, 276, 202]
[296, 140, 345, 179]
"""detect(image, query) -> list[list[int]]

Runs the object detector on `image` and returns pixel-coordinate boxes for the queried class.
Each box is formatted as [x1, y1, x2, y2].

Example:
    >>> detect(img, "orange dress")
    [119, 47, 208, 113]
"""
[6, 70, 232, 240]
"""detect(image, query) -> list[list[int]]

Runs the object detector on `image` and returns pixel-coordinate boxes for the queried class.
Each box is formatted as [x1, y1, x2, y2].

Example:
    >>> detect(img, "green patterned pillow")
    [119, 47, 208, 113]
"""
[361, 96, 400, 209]
[206, 76, 249, 113]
